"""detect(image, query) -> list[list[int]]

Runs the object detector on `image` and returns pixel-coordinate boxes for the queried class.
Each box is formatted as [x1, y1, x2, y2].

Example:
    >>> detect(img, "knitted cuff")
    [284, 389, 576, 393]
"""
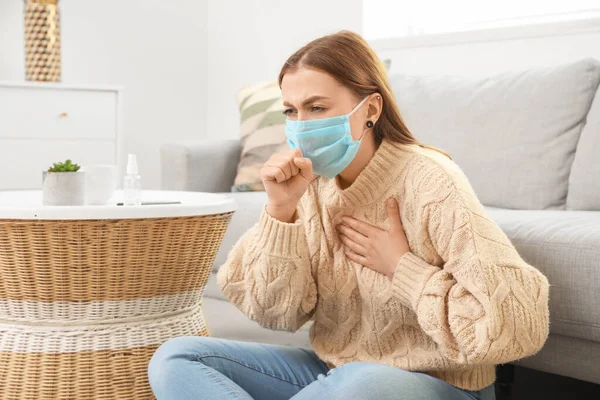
[257, 208, 304, 257]
[391, 252, 440, 310]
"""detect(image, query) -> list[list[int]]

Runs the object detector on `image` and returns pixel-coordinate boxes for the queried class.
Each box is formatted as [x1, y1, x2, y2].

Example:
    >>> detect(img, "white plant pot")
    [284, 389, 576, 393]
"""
[42, 171, 86, 206]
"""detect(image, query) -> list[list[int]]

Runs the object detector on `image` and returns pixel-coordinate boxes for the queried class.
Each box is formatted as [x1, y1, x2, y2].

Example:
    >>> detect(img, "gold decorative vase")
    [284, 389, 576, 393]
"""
[24, 0, 61, 82]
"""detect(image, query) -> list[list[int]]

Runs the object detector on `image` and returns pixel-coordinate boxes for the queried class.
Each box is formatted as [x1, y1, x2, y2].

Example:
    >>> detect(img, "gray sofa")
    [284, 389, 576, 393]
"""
[161, 59, 600, 385]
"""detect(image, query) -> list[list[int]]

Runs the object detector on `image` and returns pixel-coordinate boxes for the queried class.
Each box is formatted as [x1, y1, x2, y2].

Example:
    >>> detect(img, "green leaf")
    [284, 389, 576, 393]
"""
[47, 159, 81, 172]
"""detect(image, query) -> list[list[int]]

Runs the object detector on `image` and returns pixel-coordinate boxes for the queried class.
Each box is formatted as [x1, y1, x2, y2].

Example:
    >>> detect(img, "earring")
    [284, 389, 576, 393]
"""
[366, 120, 374, 128]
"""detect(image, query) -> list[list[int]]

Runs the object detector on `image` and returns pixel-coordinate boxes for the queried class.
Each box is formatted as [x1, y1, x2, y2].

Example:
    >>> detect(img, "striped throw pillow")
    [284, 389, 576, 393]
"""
[233, 81, 288, 192]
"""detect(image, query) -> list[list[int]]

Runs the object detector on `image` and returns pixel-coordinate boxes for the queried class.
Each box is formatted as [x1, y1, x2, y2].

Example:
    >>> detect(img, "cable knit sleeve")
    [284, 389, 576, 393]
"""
[216, 205, 318, 332]
[390, 164, 550, 365]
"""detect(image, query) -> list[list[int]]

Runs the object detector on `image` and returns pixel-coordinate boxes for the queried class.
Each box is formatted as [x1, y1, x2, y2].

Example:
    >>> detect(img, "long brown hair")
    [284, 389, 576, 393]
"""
[278, 30, 450, 159]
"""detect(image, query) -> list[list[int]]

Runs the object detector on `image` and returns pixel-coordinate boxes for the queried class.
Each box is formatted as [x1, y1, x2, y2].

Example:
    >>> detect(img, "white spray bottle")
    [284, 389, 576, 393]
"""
[123, 154, 142, 206]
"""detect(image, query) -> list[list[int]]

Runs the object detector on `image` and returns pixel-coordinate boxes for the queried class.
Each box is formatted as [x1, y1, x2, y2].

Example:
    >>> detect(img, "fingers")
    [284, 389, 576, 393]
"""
[265, 155, 293, 183]
[287, 149, 301, 176]
[386, 198, 403, 233]
[341, 216, 380, 238]
[293, 157, 314, 181]
[260, 165, 287, 183]
[338, 228, 367, 256]
[345, 248, 369, 266]
[290, 148, 303, 158]
[337, 224, 367, 246]
[261, 150, 303, 183]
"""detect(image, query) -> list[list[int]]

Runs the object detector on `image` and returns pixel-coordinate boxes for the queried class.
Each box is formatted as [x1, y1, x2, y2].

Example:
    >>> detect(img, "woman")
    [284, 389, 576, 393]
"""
[148, 31, 549, 400]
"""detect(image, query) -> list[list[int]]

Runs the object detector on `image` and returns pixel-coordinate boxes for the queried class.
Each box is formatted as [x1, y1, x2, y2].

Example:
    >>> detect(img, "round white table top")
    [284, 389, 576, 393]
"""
[0, 190, 237, 220]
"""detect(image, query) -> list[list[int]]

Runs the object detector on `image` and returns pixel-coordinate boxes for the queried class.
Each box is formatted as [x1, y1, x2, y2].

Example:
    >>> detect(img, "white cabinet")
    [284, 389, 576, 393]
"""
[0, 82, 123, 190]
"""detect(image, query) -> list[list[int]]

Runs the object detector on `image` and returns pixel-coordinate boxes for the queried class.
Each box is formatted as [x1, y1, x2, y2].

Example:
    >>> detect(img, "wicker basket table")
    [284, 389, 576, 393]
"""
[0, 190, 235, 399]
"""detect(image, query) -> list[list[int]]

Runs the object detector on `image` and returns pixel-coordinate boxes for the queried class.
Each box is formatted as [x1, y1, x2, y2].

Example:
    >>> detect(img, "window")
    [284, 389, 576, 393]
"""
[363, 0, 600, 40]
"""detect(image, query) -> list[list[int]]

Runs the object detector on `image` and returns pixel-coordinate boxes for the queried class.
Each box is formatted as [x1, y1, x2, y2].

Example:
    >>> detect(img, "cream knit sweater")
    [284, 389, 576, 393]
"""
[217, 140, 550, 391]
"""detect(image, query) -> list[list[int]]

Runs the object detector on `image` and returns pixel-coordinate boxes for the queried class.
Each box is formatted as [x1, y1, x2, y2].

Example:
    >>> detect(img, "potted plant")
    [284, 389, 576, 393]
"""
[42, 160, 86, 206]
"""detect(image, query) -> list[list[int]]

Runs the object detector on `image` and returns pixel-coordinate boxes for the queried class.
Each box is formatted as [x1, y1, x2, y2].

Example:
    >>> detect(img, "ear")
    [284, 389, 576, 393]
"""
[366, 93, 383, 125]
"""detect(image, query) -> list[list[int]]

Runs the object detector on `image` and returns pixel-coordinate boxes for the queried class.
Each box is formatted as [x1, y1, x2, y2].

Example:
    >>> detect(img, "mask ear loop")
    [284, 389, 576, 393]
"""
[348, 96, 369, 116]
[348, 96, 370, 141]
[357, 126, 369, 141]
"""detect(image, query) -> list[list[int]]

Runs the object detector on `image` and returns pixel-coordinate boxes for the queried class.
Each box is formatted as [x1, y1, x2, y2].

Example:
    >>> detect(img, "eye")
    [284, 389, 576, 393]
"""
[311, 106, 326, 112]
[283, 109, 296, 116]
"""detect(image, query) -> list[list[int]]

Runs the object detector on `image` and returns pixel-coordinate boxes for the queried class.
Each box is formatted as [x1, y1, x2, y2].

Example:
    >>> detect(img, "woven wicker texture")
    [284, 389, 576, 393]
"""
[0, 213, 232, 399]
[0, 215, 232, 303]
[0, 345, 160, 399]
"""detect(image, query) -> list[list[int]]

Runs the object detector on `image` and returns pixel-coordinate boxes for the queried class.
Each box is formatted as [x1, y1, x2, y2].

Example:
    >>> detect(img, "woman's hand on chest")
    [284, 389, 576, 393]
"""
[336, 198, 410, 279]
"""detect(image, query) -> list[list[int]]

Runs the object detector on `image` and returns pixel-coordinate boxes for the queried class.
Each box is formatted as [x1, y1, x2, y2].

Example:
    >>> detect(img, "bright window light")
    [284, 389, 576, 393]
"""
[363, 0, 600, 40]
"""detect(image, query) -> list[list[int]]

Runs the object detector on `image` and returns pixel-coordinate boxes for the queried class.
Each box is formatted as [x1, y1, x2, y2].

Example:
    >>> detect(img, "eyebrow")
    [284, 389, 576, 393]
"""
[283, 95, 331, 107]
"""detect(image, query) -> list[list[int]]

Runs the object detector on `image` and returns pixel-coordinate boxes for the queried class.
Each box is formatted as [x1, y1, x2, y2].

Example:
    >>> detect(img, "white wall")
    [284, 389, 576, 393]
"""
[205, 0, 362, 143]
[0, 0, 208, 189]
[0, 0, 362, 189]
[0, 1, 24, 80]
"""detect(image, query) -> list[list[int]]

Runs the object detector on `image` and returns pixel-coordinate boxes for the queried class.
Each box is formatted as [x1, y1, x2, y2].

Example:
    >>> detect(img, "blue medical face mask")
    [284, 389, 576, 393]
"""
[285, 97, 369, 179]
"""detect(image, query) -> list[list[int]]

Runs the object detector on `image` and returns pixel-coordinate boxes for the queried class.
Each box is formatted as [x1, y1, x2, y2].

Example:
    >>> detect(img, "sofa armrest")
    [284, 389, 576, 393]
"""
[160, 140, 242, 192]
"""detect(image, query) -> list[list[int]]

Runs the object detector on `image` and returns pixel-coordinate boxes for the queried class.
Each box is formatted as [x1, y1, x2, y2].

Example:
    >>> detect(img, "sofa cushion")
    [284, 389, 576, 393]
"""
[485, 207, 600, 343]
[203, 296, 312, 348]
[567, 85, 600, 211]
[213, 191, 268, 271]
[233, 81, 289, 192]
[160, 140, 242, 193]
[390, 58, 600, 210]
[515, 334, 600, 385]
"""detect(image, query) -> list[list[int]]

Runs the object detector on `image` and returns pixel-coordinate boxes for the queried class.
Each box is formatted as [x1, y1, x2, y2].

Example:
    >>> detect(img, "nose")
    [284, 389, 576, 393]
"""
[296, 111, 317, 121]
[296, 111, 307, 121]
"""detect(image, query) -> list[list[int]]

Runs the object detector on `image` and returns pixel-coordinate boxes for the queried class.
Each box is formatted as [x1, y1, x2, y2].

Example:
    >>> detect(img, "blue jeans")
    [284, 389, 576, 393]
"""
[148, 336, 496, 400]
